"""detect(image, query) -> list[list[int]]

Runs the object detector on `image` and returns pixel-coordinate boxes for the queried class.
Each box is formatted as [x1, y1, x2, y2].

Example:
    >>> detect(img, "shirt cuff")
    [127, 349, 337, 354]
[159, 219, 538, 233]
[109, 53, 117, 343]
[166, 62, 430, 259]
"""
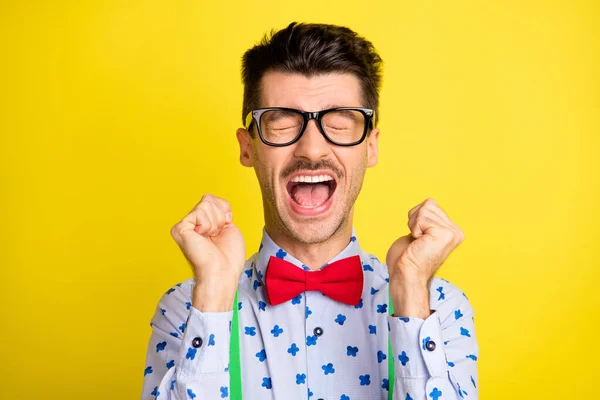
[388, 310, 448, 379]
[176, 306, 233, 377]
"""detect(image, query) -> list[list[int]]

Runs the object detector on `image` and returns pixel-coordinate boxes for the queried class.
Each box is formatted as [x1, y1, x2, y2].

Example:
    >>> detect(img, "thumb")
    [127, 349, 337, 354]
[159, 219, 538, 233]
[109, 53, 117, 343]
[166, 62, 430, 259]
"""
[178, 226, 209, 248]
[386, 234, 415, 268]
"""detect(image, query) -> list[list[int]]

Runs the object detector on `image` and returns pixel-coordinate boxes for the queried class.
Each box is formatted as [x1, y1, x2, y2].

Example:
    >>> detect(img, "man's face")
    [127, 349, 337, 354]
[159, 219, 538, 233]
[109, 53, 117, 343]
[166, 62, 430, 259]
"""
[237, 71, 379, 244]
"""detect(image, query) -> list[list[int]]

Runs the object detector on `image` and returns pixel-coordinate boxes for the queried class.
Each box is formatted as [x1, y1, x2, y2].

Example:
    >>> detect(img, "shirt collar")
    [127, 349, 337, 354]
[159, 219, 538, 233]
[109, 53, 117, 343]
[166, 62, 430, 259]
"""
[253, 226, 362, 283]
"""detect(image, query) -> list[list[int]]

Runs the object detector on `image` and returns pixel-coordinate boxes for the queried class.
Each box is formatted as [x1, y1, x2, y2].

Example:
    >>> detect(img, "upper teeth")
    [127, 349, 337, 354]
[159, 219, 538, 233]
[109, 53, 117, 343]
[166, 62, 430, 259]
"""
[291, 175, 334, 183]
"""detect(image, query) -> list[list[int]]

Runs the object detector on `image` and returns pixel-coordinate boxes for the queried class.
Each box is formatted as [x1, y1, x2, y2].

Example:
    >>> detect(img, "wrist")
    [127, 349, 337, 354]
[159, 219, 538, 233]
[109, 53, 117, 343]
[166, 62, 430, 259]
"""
[390, 277, 431, 319]
[393, 266, 430, 287]
[192, 279, 237, 312]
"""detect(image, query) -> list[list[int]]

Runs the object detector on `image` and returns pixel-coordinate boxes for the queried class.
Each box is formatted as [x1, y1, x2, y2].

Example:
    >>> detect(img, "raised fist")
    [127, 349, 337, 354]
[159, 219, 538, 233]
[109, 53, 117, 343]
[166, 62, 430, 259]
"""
[170, 194, 246, 311]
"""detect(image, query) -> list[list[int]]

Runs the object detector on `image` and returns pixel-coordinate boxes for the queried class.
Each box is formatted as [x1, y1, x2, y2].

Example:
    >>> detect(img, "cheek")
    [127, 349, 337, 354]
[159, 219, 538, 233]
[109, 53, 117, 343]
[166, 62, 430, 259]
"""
[253, 153, 282, 193]
[336, 149, 368, 184]
[261, 150, 292, 179]
[252, 154, 269, 187]
[254, 162, 272, 189]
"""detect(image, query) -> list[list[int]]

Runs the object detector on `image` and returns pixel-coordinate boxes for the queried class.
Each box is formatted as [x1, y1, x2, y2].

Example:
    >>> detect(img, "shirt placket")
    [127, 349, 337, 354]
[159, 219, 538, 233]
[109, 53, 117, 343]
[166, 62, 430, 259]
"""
[304, 288, 332, 400]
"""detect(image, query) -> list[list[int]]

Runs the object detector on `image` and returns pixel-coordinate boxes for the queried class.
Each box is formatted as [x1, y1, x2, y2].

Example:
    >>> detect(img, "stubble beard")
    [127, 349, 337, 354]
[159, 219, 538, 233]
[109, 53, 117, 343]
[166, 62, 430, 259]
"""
[259, 168, 365, 246]
[254, 146, 367, 246]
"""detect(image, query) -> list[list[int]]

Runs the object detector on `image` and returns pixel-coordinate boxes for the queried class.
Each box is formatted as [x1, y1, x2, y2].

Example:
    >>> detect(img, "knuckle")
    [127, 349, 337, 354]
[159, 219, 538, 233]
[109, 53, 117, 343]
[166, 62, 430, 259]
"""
[200, 193, 214, 204]
[207, 204, 224, 222]
[443, 227, 455, 240]
[195, 208, 207, 219]
[222, 200, 232, 211]
[435, 226, 453, 242]
[450, 233, 461, 246]
[170, 223, 184, 240]
[194, 210, 209, 227]
[214, 197, 231, 212]
[416, 208, 428, 220]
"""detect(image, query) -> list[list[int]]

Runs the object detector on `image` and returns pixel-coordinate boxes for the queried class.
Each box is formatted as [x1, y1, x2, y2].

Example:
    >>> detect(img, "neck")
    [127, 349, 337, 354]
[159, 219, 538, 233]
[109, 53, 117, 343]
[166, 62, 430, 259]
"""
[265, 214, 354, 271]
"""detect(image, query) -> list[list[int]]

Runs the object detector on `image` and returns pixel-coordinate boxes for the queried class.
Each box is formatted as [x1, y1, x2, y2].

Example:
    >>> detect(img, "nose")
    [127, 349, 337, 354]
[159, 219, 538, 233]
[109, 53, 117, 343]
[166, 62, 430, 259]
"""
[293, 119, 331, 161]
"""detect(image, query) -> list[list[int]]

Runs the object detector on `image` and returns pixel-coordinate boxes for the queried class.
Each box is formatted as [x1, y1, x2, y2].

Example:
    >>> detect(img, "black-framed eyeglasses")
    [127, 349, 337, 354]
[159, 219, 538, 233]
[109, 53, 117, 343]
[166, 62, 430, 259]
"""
[244, 107, 376, 147]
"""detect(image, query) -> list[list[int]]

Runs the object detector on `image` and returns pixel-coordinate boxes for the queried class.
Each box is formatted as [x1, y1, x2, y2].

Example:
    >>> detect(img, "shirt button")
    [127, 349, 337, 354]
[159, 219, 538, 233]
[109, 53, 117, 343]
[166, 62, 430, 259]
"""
[313, 327, 324, 337]
[192, 337, 203, 348]
[425, 340, 436, 351]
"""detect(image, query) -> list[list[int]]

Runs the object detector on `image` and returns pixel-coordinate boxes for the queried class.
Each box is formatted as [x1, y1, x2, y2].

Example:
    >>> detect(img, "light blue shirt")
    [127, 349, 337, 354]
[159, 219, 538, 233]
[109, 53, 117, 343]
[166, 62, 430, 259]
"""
[142, 227, 479, 399]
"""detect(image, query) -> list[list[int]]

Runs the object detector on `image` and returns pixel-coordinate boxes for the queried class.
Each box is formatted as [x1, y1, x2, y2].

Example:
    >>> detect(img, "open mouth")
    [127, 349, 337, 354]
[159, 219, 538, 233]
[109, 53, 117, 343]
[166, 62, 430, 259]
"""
[285, 174, 338, 209]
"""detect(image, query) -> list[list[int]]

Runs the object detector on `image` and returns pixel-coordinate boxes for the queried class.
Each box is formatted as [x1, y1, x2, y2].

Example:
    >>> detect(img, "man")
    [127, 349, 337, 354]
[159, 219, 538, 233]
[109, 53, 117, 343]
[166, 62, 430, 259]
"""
[141, 22, 479, 400]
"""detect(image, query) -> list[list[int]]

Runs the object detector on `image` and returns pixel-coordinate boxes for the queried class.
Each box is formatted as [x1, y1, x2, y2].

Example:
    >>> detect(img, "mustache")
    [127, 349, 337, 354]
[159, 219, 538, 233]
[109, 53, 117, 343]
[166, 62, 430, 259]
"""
[281, 159, 343, 181]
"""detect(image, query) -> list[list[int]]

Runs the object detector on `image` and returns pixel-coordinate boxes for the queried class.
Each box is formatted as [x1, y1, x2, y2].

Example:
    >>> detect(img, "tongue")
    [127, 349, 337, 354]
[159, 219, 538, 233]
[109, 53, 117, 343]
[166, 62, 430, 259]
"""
[291, 183, 330, 207]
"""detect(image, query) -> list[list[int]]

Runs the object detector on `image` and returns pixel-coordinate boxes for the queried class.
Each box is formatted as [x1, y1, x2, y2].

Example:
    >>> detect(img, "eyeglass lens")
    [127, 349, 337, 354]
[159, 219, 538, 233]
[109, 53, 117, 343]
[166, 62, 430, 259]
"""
[259, 109, 365, 144]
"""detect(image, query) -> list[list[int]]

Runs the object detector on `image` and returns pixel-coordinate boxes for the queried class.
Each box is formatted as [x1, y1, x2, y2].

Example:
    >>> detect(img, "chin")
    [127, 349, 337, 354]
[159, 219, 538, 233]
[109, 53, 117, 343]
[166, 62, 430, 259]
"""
[279, 202, 346, 245]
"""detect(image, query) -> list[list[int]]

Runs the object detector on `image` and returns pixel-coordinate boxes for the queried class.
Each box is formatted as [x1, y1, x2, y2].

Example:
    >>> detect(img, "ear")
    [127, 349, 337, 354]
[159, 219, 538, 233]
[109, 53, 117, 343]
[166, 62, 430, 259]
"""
[236, 127, 254, 167]
[366, 127, 379, 168]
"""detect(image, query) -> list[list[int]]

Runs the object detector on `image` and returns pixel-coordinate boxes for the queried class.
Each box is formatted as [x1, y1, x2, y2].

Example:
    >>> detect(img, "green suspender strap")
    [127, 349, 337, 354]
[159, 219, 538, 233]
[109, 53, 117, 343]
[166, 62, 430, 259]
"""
[388, 288, 395, 400]
[229, 290, 243, 400]
[228, 289, 397, 400]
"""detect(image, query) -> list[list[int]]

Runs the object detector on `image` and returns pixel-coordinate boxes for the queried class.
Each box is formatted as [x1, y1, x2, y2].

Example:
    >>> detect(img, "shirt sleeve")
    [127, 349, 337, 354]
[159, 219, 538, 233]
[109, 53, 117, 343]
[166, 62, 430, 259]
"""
[140, 282, 233, 400]
[388, 278, 479, 400]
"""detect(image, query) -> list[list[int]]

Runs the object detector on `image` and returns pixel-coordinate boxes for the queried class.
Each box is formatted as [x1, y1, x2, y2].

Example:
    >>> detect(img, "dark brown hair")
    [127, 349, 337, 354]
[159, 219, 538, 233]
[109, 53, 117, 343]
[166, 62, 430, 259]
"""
[241, 22, 383, 130]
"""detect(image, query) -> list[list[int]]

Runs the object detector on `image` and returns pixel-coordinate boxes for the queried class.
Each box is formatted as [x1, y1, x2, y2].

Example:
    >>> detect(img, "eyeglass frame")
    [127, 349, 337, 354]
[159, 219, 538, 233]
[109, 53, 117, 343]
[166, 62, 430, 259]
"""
[244, 107, 376, 147]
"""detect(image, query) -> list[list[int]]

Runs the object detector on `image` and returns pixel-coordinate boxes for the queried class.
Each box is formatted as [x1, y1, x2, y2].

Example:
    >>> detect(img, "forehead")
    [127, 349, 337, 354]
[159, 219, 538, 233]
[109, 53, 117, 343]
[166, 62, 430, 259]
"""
[259, 70, 363, 111]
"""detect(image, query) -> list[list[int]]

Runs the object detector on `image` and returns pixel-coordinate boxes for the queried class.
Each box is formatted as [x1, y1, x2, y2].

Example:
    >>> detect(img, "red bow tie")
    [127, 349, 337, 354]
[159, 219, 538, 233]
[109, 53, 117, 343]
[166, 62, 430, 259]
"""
[264, 255, 364, 306]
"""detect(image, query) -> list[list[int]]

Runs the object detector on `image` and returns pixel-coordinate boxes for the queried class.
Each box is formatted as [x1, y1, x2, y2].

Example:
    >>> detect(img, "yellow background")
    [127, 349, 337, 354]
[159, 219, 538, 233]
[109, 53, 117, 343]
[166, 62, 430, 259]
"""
[1, 0, 598, 398]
